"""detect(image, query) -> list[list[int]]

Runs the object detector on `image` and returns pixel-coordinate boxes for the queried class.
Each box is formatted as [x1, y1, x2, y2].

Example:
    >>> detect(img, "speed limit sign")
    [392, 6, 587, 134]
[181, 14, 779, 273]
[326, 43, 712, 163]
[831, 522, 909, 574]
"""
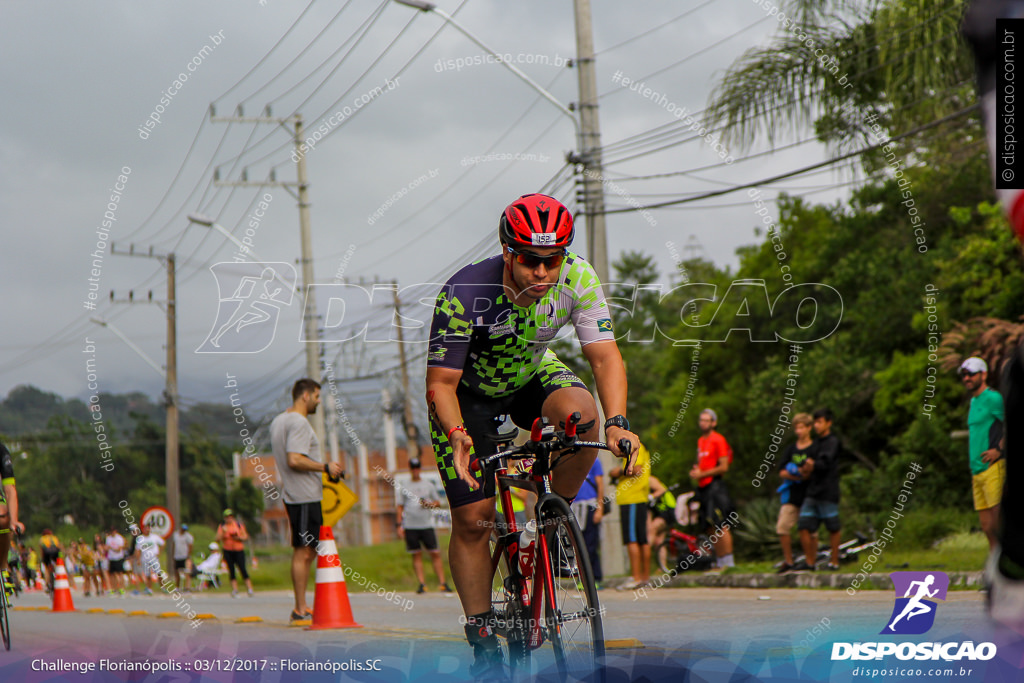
[141, 506, 175, 539]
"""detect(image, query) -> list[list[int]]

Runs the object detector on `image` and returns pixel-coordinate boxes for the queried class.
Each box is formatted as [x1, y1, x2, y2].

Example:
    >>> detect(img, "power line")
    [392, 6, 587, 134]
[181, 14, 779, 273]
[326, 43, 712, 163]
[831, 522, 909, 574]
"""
[595, 0, 717, 55]
[602, 104, 979, 214]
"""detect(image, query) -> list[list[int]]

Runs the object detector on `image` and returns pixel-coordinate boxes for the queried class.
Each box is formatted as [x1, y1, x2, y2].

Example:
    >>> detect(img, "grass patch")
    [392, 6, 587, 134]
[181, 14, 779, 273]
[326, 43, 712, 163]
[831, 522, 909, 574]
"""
[230, 533, 453, 595]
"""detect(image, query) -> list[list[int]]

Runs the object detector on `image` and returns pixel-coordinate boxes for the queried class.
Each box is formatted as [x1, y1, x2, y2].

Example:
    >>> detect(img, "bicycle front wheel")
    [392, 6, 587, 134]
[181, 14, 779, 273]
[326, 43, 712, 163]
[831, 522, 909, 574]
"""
[540, 497, 604, 679]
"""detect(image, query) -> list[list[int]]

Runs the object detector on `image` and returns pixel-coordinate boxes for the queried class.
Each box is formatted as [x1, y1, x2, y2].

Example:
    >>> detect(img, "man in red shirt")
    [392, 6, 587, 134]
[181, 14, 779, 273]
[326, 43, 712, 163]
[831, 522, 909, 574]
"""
[689, 409, 736, 569]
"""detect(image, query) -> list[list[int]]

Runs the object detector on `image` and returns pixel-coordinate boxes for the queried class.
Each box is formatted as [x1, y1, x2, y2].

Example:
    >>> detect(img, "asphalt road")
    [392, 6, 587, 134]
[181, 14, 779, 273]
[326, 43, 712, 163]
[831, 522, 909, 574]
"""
[2, 584, 1022, 682]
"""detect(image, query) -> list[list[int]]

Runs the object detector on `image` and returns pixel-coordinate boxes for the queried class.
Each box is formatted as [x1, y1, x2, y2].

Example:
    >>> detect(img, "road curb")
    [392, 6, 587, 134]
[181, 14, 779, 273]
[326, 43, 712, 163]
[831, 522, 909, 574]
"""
[605, 570, 986, 591]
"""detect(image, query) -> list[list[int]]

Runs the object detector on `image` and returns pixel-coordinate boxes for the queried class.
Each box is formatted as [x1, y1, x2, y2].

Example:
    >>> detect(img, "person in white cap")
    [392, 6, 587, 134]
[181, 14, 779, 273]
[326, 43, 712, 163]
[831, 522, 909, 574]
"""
[193, 542, 224, 590]
[960, 357, 1005, 550]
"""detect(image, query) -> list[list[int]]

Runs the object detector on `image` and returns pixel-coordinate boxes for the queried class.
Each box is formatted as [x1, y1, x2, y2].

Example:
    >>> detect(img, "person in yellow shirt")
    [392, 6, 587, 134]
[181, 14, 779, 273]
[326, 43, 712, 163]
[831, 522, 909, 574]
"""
[610, 444, 651, 590]
[26, 547, 39, 587]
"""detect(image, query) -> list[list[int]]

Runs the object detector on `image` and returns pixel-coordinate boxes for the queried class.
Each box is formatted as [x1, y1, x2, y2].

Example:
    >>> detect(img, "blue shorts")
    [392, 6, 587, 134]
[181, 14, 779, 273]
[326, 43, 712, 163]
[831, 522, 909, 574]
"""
[798, 497, 840, 533]
[620, 503, 648, 545]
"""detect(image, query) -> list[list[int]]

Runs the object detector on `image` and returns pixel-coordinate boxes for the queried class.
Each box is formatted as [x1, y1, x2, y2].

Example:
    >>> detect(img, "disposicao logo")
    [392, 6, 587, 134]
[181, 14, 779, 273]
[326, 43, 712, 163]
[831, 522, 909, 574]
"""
[831, 571, 997, 662]
[882, 571, 948, 635]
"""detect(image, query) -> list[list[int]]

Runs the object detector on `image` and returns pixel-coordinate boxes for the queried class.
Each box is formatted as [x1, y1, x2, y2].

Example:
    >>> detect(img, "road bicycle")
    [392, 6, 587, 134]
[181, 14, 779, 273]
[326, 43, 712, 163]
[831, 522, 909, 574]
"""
[472, 412, 631, 680]
[0, 569, 9, 651]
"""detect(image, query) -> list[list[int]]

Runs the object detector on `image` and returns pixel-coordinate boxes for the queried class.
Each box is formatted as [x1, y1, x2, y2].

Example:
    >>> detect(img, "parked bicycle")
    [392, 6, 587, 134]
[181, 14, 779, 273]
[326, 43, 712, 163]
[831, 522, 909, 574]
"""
[472, 412, 631, 680]
[654, 489, 716, 575]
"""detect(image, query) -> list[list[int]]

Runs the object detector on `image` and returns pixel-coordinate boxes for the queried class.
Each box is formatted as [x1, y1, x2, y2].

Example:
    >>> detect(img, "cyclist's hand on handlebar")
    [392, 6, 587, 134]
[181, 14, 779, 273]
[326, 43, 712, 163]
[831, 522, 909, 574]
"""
[606, 427, 641, 475]
[451, 431, 479, 490]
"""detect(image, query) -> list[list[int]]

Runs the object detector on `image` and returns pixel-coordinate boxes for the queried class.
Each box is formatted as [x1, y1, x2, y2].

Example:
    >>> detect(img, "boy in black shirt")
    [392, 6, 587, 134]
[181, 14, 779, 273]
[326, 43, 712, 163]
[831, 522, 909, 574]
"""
[796, 408, 843, 570]
[776, 414, 817, 573]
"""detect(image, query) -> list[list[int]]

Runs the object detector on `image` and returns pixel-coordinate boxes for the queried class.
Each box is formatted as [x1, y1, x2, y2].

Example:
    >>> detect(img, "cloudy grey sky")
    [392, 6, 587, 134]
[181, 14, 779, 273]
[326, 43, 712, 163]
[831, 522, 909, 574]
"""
[0, 0, 843, 430]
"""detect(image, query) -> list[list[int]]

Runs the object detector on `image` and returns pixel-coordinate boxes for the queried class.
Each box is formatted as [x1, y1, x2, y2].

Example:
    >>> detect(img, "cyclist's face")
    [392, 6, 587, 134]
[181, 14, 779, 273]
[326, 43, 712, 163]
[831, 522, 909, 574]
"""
[794, 422, 810, 440]
[813, 417, 831, 436]
[504, 245, 563, 299]
[698, 414, 714, 432]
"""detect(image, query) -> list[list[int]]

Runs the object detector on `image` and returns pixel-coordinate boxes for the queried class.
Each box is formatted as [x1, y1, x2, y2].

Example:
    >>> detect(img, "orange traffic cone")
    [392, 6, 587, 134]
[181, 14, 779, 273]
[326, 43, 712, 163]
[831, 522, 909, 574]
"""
[308, 526, 361, 630]
[51, 557, 76, 612]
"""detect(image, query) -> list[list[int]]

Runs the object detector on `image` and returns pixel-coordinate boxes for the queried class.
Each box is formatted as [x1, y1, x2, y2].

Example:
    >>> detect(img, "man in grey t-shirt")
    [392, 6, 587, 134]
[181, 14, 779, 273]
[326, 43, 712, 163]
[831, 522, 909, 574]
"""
[396, 458, 452, 594]
[270, 378, 344, 623]
[171, 524, 194, 591]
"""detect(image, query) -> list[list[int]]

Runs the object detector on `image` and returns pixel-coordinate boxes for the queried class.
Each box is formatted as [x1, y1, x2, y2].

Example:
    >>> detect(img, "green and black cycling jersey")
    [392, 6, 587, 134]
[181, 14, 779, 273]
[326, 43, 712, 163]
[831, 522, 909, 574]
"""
[427, 251, 614, 397]
[0, 442, 13, 505]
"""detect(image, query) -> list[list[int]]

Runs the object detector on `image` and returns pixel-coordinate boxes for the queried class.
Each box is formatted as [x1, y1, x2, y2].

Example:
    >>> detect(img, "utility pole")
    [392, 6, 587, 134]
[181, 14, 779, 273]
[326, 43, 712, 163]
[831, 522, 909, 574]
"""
[166, 254, 179, 526]
[571, 0, 623, 578]
[109, 245, 180, 533]
[211, 107, 332, 458]
[572, 0, 610, 284]
[392, 281, 419, 462]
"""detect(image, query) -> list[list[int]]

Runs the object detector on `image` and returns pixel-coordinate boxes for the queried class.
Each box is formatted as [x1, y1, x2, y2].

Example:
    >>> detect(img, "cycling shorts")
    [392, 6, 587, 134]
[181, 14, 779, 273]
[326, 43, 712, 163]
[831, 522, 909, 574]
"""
[430, 355, 588, 509]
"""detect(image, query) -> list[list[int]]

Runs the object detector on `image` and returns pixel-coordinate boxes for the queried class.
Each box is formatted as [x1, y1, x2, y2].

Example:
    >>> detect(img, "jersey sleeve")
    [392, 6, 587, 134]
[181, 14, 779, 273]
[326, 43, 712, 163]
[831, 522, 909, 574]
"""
[986, 391, 1005, 451]
[564, 257, 615, 346]
[0, 443, 14, 485]
[427, 283, 475, 370]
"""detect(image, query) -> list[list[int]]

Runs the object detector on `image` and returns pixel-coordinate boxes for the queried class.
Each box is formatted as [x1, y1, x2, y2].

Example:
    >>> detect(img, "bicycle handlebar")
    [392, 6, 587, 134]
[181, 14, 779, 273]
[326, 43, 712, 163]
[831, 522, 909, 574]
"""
[469, 413, 633, 473]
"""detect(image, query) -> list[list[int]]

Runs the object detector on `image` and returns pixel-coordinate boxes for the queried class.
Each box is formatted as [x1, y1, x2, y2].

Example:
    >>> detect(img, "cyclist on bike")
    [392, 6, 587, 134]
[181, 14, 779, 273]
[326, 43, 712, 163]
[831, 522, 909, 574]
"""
[39, 528, 63, 592]
[425, 193, 639, 677]
[0, 441, 25, 597]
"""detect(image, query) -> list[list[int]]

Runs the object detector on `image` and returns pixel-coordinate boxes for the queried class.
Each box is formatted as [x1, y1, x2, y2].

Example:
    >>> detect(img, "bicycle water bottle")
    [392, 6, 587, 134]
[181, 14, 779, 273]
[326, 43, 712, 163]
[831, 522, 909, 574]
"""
[517, 520, 537, 577]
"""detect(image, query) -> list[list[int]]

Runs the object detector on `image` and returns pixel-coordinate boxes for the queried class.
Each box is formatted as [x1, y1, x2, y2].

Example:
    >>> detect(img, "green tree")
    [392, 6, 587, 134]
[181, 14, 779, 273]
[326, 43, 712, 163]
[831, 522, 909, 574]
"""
[706, 0, 975, 154]
[228, 478, 265, 534]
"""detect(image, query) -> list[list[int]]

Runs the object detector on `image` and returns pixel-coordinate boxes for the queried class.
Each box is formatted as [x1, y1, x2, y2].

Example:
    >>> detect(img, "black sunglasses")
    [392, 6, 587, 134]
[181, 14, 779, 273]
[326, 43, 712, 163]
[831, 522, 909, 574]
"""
[506, 246, 566, 269]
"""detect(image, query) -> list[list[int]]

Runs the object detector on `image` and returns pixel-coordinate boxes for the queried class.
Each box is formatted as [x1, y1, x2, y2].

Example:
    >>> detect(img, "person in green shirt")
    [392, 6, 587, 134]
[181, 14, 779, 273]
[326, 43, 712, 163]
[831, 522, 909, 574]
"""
[960, 357, 1005, 551]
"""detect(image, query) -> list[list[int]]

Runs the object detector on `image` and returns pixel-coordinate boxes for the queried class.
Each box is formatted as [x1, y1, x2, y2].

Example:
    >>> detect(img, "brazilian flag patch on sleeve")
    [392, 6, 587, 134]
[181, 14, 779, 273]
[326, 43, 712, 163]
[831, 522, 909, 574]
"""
[597, 318, 613, 332]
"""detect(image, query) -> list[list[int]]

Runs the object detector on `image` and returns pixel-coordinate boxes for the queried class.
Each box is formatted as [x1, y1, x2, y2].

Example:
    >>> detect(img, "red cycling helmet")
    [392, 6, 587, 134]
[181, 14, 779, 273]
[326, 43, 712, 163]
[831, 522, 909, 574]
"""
[498, 194, 574, 248]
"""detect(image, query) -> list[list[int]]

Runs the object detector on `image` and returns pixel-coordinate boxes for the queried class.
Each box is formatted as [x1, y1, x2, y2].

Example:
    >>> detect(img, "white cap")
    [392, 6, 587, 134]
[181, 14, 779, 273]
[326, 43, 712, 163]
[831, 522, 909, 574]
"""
[209, 542, 219, 550]
[960, 357, 988, 375]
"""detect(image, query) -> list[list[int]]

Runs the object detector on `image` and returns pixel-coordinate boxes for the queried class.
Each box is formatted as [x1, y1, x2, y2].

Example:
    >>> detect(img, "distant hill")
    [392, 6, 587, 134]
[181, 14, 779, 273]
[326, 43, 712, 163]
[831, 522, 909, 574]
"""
[0, 384, 251, 442]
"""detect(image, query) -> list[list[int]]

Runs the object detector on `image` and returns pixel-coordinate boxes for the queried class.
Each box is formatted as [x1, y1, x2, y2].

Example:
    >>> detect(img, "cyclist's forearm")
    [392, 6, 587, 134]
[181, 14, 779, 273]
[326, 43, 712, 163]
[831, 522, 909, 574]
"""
[585, 343, 628, 424]
[4, 484, 18, 527]
[425, 380, 465, 436]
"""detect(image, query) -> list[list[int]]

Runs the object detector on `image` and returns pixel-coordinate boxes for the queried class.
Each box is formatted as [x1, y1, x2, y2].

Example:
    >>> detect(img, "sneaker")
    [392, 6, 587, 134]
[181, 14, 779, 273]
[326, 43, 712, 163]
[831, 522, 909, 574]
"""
[416, 583, 426, 594]
[132, 589, 141, 596]
[247, 588, 254, 597]
[144, 587, 154, 595]
[440, 583, 454, 593]
[776, 563, 794, 574]
[616, 579, 642, 591]
[231, 590, 239, 598]
[289, 609, 313, 623]
[825, 563, 841, 571]
[791, 560, 816, 572]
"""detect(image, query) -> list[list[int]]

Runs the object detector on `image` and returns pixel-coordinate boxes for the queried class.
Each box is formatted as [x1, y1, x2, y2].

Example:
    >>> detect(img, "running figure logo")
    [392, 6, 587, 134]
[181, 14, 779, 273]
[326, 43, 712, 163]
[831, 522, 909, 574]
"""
[881, 571, 949, 635]
[197, 262, 296, 353]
